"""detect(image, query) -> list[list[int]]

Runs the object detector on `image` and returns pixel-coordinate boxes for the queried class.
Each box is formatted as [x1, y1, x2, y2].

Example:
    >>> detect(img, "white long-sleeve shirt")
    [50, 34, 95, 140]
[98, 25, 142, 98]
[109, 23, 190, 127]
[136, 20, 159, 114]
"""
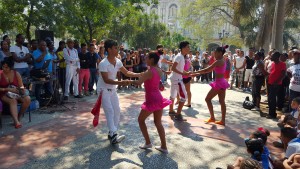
[63, 47, 80, 68]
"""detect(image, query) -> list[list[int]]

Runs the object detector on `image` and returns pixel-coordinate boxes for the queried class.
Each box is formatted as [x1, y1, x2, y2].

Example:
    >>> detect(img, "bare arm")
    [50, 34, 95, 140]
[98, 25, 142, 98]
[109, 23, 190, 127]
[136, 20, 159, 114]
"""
[101, 72, 128, 85]
[35, 51, 47, 63]
[193, 60, 222, 75]
[16, 71, 24, 89]
[132, 69, 152, 85]
[120, 66, 141, 78]
[11, 52, 22, 62]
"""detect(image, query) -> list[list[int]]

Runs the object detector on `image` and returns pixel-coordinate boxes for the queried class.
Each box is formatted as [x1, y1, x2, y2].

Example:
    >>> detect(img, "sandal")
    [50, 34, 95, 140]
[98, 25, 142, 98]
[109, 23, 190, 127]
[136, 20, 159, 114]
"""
[139, 144, 152, 149]
[15, 124, 22, 129]
[215, 121, 225, 126]
[204, 118, 215, 123]
[155, 146, 168, 154]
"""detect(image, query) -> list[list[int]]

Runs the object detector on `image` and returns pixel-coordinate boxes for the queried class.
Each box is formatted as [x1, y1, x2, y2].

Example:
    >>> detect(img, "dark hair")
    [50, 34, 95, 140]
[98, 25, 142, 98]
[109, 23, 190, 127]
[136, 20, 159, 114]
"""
[89, 43, 94, 47]
[240, 158, 263, 169]
[179, 41, 189, 50]
[56, 41, 65, 52]
[282, 53, 288, 58]
[104, 39, 118, 52]
[252, 128, 270, 145]
[255, 52, 264, 59]
[216, 45, 229, 55]
[272, 52, 280, 59]
[16, 34, 23, 39]
[156, 44, 163, 49]
[31, 39, 37, 43]
[2, 35, 9, 41]
[81, 43, 87, 48]
[148, 51, 160, 65]
[281, 127, 297, 140]
[245, 138, 264, 161]
[293, 97, 300, 104]
[1, 57, 14, 69]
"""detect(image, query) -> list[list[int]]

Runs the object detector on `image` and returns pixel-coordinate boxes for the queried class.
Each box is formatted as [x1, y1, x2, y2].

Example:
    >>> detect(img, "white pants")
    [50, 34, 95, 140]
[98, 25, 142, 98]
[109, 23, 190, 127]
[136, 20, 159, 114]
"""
[244, 69, 253, 83]
[170, 79, 187, 102]
[64, 64, 79, 96]
[100, 89, 120, 134]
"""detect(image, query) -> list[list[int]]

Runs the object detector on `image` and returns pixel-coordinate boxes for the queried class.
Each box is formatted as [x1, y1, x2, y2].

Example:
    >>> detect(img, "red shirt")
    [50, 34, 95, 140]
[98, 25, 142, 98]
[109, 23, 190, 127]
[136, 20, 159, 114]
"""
[268, 61, 286, 85]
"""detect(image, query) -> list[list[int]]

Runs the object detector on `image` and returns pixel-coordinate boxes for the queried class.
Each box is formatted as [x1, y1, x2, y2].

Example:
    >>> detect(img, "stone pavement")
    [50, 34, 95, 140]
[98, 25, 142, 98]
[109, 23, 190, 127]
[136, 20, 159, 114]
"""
[0, 81, 283, 169]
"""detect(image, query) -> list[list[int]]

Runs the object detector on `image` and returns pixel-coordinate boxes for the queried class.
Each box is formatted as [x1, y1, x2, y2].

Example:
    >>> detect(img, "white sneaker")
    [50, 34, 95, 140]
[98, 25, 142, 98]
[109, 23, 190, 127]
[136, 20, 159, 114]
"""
[111, 134, 125, 144]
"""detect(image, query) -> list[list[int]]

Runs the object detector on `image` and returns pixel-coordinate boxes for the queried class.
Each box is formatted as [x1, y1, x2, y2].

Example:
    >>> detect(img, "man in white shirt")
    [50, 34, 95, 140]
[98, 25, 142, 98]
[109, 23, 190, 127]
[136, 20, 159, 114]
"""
[63, 39, 82, 100]
[169, 41, 191, 121]
[10, 34, 31, 78]
[230, 50, 245, 89]
[97, 39, 142, 144]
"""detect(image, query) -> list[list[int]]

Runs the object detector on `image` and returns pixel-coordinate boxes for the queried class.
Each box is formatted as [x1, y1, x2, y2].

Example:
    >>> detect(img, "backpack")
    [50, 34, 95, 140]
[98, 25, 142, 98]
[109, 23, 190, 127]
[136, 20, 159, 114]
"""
[243, 96, 255, 110]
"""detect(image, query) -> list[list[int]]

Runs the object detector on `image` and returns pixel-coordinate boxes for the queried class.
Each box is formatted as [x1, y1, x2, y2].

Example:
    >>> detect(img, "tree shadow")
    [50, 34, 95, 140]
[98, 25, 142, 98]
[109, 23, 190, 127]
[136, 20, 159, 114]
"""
[137, 150, 178, 169]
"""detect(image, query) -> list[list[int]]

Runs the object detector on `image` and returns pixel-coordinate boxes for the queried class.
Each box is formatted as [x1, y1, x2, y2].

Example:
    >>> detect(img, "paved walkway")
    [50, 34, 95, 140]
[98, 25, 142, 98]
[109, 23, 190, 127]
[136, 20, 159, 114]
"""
[0, 81, 283, 169]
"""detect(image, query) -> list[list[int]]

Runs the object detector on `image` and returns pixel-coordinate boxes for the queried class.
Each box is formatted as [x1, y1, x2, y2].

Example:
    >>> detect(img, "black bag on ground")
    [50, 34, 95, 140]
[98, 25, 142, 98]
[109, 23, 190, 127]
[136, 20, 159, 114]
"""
[243, 96, 255, 110]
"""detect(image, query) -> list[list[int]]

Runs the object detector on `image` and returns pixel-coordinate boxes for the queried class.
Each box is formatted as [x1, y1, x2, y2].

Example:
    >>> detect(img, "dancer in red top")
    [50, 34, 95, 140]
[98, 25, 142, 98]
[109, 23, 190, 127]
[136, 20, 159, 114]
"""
[193, 46, 230, 125]
[133, 51, 172, 154]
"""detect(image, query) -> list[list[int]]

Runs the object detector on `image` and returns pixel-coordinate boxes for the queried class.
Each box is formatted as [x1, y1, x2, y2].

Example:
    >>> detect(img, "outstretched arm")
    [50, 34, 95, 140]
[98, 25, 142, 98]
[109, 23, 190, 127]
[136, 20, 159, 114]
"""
[120, 66, 142, 78]
[132, 69, 152, 85]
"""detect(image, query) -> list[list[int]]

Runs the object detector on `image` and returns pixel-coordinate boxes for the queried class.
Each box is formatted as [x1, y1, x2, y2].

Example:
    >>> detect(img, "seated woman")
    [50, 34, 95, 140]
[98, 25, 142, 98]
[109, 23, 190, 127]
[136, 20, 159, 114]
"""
[0, 58, 31, 128]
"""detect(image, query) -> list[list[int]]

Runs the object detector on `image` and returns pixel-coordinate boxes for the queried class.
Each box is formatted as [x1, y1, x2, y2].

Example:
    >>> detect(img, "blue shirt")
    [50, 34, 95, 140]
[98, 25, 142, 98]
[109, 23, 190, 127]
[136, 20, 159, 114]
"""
[33, 49, 53, 73]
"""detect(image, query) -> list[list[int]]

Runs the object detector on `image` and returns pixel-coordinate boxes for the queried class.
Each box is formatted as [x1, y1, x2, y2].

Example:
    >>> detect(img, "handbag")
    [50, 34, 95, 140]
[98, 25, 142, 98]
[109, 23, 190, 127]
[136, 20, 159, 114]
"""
[6, 85, 29, 99]
[243, 96, 255, 110]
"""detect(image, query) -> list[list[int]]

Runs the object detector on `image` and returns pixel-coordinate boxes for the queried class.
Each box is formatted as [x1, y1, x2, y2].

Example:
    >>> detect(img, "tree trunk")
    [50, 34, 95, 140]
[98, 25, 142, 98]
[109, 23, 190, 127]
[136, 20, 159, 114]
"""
[26, 3, 34, 42]
[255, 0, 273, 52]
[271, 0, 287, 52]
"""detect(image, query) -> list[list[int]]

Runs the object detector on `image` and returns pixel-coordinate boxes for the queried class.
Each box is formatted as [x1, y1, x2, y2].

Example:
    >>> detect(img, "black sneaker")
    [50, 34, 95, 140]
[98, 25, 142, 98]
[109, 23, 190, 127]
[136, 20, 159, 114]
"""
[174, 114, 187, 121]
[111, 134, 125, 144]
[63, 96, 68, 100]
[74, 95, 83, 98]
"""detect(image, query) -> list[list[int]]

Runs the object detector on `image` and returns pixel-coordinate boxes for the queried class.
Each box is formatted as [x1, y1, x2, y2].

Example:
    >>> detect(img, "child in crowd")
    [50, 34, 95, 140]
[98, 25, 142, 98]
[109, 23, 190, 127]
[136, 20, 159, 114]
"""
[278, 97, 300, 129]
[228, 158, 263, 169]
[132, 51, 171, 153]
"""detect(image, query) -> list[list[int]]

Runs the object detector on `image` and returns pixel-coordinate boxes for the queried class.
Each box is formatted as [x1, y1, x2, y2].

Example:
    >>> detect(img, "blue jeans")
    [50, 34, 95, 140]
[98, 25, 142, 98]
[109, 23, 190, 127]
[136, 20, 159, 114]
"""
[15, 68, 30, 78]
[89, 68, 98, 91]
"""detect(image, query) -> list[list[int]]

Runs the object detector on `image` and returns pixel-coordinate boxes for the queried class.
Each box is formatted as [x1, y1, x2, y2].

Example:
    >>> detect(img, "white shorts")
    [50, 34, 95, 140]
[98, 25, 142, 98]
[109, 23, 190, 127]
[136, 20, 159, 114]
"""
[244, 69, 253, 82]
[170, 79, 187, 102]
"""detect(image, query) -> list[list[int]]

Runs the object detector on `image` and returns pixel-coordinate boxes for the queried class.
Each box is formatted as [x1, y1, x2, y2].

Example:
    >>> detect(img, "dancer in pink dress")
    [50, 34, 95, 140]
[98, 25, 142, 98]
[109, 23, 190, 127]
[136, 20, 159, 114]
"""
[192, 46, 230, 125]
[133, 51, 171, 154]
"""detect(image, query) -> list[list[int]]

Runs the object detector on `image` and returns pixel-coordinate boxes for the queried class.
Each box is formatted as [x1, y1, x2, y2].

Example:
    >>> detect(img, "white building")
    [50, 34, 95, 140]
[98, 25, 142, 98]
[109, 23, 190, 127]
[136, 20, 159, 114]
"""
[142, 0, 182, 34]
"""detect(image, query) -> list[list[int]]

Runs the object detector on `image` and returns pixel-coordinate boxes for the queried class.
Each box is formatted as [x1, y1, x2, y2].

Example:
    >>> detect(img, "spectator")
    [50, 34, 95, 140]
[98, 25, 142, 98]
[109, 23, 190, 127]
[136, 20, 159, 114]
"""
[56, 41, 66, 94]
[88, 44, 100, 94]
[0, 58, 31, 129]
[78, 43, 90, 96]
[283, 153, 300, 169]
[208, 51, 216, 81]
[243, 48, 255, 92]
[230, 50, 245, 89]
[91, 39, 98, 53]
[32, 41, 54, 102]
[281, 127, 300, 158]
[191, 53, 201, 82]
[10, 34, 31, 78]
[201, 52, 209, 83]
[2, 35, 11, 47]
[228, 157, 263, 169]
[252, 52, 268, 112]
[267, 52, 286, 119]
[287, 50, 300, 111]
[29, 39, 38, 54]
[224, 53, 231, 82]
[161, 49, 170, 84]
[63, 39, 82, 100]
[0, 41, 12, 61]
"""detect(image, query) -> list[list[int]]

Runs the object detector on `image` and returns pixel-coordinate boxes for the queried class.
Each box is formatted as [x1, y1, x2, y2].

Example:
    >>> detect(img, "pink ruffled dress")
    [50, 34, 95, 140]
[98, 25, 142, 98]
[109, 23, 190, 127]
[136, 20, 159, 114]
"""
[141, 67, 172, 112]
[209, 62, 230, 90]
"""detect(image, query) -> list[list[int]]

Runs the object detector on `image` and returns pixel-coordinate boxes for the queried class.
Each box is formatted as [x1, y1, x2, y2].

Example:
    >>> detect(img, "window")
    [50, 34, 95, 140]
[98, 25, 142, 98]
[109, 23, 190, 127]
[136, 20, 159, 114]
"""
[169, 4, 178, 18]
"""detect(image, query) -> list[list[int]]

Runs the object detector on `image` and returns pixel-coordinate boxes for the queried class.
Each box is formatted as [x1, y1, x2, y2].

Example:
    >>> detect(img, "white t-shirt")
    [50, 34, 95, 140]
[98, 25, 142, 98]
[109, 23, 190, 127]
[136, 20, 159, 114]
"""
[158, 55, 163, 68]
[97, 58, 123, 91]
[170, 53, 185, 81]
[10, 45, 29, 69]
[235, 56, 245, 71]
[287, 64, 300, 92]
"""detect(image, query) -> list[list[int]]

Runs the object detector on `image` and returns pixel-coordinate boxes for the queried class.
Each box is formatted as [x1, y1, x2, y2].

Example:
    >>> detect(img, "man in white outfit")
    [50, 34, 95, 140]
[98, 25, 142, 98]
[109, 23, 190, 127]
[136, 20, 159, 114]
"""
[63, 39, 82, 100]
[169, 41, 191, 121]
[97, 39, 141, 144]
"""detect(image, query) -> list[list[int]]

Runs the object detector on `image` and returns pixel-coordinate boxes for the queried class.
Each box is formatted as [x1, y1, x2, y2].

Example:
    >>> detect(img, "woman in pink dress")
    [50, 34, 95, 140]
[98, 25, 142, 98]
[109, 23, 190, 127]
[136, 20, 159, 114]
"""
[193, 46, 230, 125]
[133, 51, 171, 154]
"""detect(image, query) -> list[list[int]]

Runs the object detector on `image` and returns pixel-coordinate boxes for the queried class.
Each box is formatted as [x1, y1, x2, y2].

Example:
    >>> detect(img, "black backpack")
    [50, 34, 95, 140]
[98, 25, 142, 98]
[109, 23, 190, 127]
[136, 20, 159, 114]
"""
[243, 96, 255, 110]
